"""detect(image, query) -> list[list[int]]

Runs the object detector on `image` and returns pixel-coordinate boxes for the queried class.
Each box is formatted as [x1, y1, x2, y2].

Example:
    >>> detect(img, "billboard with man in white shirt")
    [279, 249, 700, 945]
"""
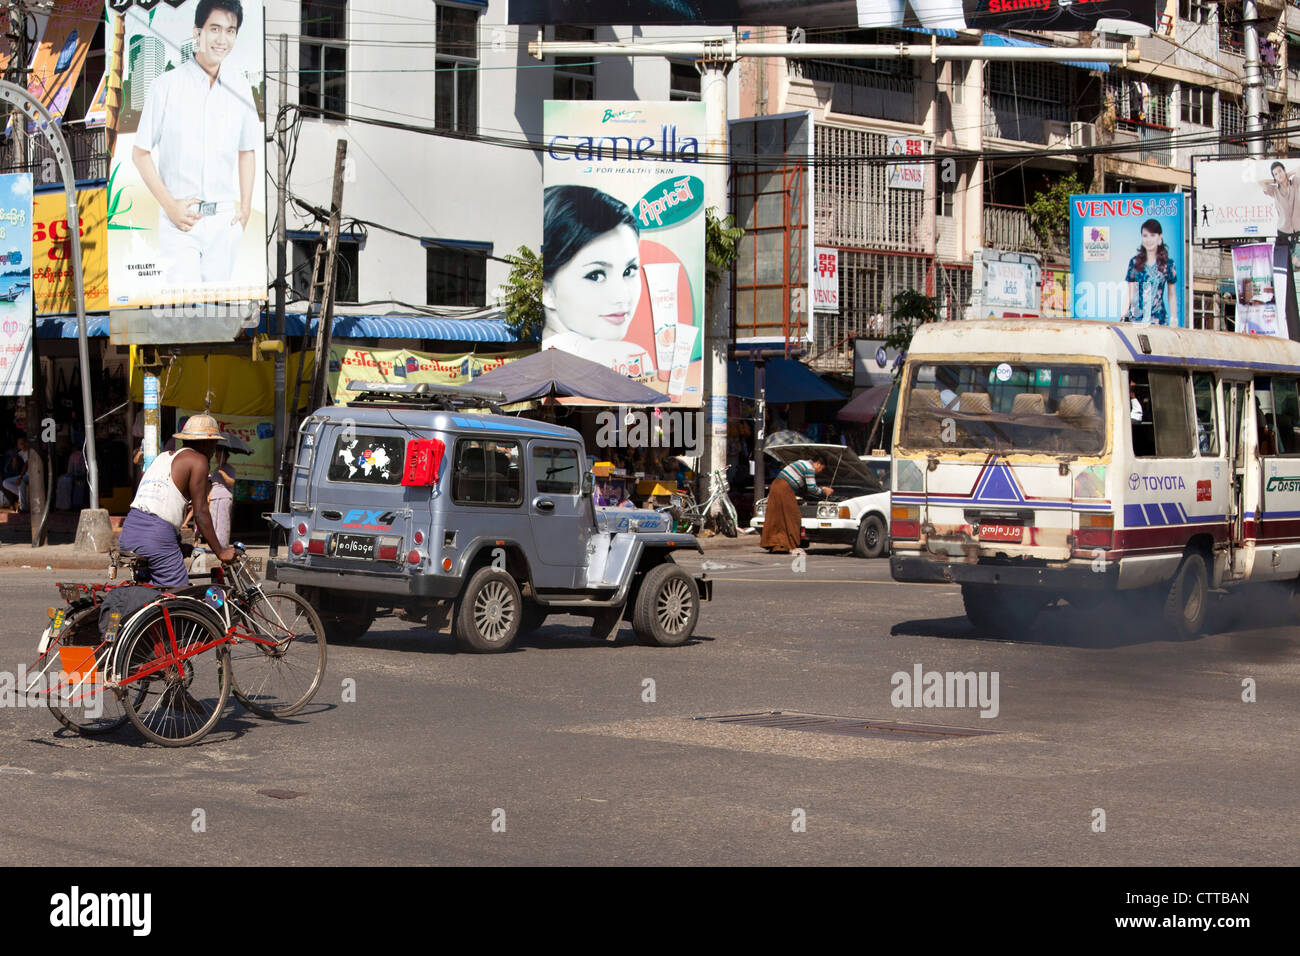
[105, 0, 266, 311]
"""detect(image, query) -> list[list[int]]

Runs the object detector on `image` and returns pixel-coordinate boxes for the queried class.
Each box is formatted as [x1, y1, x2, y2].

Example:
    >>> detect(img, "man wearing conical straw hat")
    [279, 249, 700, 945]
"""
[117, 413, 236, 589]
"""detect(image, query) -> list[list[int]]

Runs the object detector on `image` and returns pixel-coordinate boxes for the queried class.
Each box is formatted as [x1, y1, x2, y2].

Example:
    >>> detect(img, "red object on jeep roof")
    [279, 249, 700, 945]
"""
[402, 438, 445, 486]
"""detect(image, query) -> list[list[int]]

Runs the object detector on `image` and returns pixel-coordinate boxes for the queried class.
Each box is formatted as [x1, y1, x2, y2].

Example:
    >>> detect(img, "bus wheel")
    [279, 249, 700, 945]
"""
[961, 585, 1042, 638]
[1162, 551, 1208, 640]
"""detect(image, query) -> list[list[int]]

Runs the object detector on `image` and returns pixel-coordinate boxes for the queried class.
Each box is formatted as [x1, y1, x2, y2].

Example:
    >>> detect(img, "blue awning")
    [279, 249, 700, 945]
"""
[36, 315, 110, 338]
[728, 358, 845, 404]
[902, 26, 959, 39]
[981, 33, 1110, 73]
[270, 313, 518, 343]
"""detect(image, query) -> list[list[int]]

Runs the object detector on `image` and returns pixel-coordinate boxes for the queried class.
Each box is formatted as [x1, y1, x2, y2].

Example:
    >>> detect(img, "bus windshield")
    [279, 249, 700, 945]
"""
[900, 361, 1106, 455]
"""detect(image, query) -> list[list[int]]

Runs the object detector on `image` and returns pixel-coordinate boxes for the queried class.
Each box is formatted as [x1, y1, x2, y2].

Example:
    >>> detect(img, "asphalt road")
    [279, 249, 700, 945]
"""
[0, 548, 1296, 866]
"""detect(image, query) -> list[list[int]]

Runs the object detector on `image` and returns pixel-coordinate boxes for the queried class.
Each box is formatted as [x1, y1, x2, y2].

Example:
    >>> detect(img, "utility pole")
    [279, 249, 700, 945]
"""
[699, 40, 732, 499]
[271, 33, 288, 548]
[308, 140, 348, 411]
[1243, 0, 1265, 158]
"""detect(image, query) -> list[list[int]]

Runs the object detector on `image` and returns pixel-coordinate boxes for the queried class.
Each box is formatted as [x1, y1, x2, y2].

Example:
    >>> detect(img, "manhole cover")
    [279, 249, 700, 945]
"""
[692, 711, 997, 742]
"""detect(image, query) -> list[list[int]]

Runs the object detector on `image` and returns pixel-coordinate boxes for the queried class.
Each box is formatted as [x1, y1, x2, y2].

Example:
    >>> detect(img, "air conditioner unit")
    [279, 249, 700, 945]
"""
[1071, 121, 1096, 148]
[1044, 119, 1070, 146]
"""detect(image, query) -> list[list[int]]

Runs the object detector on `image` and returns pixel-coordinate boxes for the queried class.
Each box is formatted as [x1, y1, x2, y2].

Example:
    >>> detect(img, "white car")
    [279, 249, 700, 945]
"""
[749, 444, 892, 558]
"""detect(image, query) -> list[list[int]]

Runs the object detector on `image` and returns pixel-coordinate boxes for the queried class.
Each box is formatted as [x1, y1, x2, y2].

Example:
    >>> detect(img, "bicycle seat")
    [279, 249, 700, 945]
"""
[114, 549, 146, 564]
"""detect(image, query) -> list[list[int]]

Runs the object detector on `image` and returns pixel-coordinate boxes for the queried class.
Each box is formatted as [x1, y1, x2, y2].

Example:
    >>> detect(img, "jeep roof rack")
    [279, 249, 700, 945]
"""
[345, 381, 508, 413]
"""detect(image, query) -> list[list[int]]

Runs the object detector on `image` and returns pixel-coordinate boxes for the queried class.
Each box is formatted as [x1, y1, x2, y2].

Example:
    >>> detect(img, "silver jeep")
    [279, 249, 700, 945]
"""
[266, 383, 711, 652]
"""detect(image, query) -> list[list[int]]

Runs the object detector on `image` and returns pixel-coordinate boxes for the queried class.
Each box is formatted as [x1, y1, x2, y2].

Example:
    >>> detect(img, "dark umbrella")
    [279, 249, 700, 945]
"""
[837, 383, 893, 423]
[470, 348, 668, 405]
[217, 432, 254, 455]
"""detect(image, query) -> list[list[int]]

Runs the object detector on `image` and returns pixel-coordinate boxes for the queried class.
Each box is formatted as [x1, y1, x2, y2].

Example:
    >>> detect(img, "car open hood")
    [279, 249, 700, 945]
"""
[762, 443, 885, 493]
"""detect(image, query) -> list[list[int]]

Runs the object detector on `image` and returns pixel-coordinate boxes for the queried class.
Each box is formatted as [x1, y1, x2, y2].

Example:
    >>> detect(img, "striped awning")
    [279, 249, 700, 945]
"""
[902, 26, 959, 39]
[981, 33, 1111, 73]
[271, 313, 518, 343]
[36, 314, 110, 338]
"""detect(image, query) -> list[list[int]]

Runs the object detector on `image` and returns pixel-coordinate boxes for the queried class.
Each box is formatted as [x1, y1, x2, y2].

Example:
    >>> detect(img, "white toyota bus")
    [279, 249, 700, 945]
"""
[889, 319, 1300, 637]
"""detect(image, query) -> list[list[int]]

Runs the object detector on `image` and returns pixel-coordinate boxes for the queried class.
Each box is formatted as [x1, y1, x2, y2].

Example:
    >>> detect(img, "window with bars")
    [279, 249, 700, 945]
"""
[1178, 0, 1212, 25]
[1108, 74, 1172, 128]
[1192, 291, 1216, 330]
[427, 245, 487, 307]
[291, 237, 360, 304]
[813, 250, 931, 359]
[1220, 97, 1246, 154]
[791, 28, 915, 122]
[436, 4, 479, 134]
[1180, 84, 1213, 126]
[1219, 4, 1242, 54]
[935, 175, 955, 219]
[552, 25, 594, 101]
[670, 60, 701, 101]
[814, 125, 927, 252]
[300, 0, 347, 118]
[984, 61, 1070, 141]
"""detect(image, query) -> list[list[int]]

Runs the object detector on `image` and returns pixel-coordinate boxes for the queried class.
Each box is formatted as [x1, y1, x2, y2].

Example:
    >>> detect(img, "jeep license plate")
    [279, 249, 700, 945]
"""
[977, 523, 1023, 543]
[333, 533, 376, 559]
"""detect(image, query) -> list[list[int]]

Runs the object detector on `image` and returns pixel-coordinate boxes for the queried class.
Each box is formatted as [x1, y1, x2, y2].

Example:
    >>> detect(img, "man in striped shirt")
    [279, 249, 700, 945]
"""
[761, 452, 834, 555]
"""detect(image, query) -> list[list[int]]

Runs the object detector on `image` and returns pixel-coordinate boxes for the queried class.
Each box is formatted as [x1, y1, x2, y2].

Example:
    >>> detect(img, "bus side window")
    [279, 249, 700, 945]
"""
[1191, 373, 1220, 456]
[1134, 369, 1193, 458]
[1271, 378, 1300, 455]
[1129, 369, 1155, 457]
[1254, 378, 1277, 456]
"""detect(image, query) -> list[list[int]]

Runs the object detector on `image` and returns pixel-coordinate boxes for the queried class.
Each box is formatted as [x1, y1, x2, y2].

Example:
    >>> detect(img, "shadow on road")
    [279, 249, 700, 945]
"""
[345, 620, 715, 655]
[892, 588, 1299, 653]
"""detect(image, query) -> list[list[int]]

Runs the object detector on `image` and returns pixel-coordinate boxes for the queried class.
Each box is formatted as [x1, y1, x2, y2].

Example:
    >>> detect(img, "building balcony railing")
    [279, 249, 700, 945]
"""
[982, 94, 1070, 145]
[1, 122, 108, 182]
[794, 58, 914, 123]
[982, 203, 1036, 254]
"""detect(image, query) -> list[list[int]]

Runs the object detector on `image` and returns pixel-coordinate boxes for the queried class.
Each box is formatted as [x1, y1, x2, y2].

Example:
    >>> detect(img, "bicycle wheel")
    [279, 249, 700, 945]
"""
[716, 499, 738, 537]
[47, 642, 140, 736]
[229, 587, 327, 718]
[119, 603, 231, 747]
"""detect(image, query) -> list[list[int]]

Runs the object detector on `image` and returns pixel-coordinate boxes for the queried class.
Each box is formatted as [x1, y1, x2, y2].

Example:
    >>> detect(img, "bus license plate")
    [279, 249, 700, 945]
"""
[334, 533, 376, 559]
[978, 523, 1023, 543]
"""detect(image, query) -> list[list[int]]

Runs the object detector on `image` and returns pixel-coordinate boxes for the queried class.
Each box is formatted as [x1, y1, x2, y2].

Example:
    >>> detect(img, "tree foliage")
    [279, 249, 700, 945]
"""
[1026, 172, 1084, 253]
[705, 206, 744, 295]
[883, 288, 938, 358]
[501, 245, 544, 342]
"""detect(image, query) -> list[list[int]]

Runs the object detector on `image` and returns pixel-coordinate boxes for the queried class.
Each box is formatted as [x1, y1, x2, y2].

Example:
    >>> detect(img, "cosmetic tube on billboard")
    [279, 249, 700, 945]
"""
[667, 323, 699, 400]
[643, 262, 680, 381]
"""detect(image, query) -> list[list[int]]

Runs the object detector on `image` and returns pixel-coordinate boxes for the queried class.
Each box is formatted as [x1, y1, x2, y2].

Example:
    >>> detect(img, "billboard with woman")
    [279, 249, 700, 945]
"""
[543, 101, 706, 405]
[1069, 192, 1186, 327]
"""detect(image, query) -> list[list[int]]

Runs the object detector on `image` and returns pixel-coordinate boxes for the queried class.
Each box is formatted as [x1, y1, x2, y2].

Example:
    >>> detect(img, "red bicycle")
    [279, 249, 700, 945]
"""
[31, 545, 326, 746]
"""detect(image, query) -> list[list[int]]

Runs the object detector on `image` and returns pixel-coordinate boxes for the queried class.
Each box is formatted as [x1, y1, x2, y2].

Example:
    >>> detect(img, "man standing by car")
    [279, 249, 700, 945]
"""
[117, 413, 235, 589]
[761, 452, 832, 556]
[131, 0, 259, 286]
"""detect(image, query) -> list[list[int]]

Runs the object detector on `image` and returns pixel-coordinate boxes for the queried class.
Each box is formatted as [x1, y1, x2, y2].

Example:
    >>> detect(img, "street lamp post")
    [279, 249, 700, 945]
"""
[0, 81, 108, 552]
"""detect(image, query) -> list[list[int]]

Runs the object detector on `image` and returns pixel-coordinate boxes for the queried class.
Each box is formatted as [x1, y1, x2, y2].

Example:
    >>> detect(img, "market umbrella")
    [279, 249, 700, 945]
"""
[217, 432, 254, 455]
[470, 348, 668, 405]
[764, 429, 814, 448]
[837, 383, 892, 423]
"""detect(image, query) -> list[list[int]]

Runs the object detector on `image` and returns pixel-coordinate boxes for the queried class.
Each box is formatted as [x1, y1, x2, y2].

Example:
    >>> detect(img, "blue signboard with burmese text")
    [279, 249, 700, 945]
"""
[1070, 192, 1186, 328]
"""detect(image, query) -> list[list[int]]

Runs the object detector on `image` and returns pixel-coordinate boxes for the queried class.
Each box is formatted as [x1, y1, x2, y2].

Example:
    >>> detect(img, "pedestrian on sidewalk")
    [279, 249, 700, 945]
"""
[761, 451, 832, 556]
[2, 434, 28, 512]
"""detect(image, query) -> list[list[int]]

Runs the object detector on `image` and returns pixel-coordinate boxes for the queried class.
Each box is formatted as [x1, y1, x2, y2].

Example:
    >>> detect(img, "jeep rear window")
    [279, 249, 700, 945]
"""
[453, 439, 522, 506]
[327, 433, 405, 485]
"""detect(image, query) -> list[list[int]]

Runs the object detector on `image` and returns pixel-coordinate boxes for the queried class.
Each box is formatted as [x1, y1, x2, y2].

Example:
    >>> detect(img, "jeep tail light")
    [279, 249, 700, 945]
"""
[402, 438, 445, 487]
[407, 550, 423, 565]
[376, 535, 402, 563]
[413, 530, 424, 545]
[441, 557, 453, 571]
[290, 540, 305, 556]
[377, 545, 398, 561]
[892, 504, 920, 540]
[307, 531, 327, 555]
[297, 523, 308, 536]
[1076, 512, 1114, 550]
